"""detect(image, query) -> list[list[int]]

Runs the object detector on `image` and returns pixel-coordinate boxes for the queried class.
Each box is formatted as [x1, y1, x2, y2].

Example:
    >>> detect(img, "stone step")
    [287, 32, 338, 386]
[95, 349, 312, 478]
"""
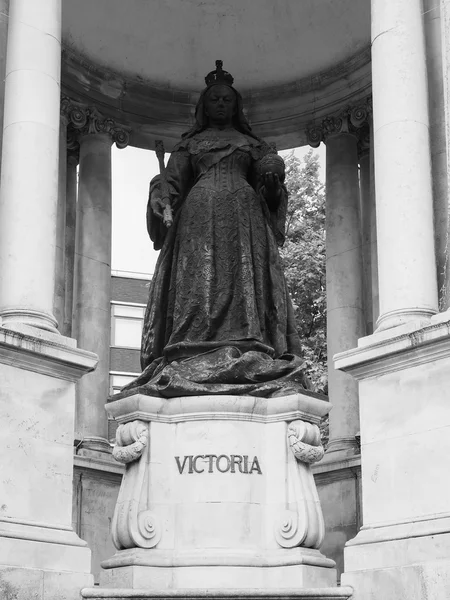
[80, 586, 353, 600]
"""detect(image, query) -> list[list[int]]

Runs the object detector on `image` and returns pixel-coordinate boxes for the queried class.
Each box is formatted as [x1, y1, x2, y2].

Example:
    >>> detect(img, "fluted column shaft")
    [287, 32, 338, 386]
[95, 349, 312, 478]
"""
[0, 0, 61, 332]
[372, 0, 438, 330]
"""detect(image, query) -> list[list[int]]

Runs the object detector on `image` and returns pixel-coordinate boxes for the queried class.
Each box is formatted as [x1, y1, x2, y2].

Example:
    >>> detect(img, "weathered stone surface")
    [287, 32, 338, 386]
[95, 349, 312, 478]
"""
[97, 393, 335, 591]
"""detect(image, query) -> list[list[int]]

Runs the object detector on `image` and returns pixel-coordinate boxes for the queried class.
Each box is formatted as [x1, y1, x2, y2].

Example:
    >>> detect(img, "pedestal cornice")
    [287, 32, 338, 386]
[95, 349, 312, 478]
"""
[106, 392, 331, 426]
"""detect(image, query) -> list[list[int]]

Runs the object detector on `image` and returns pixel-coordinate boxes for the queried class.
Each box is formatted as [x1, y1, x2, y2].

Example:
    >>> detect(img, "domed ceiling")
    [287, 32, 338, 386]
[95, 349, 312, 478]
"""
[61, 0, 371, 149]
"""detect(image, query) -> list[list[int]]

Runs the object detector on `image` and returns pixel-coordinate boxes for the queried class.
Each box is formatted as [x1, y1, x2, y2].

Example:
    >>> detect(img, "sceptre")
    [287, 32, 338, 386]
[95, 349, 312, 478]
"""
[154, 140, 173, 228]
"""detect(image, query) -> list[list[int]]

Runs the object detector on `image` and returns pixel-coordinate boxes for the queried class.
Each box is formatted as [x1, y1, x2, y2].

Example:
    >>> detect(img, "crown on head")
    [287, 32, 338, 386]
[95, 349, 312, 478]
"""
[205, 60, 234, 88]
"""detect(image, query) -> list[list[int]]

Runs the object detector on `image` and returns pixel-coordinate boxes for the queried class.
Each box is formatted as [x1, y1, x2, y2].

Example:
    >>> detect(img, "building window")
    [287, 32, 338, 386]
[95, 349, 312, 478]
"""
[110, 373, 137, 395]
[111, 303, 145, 348]
[109, 372, 139, 443]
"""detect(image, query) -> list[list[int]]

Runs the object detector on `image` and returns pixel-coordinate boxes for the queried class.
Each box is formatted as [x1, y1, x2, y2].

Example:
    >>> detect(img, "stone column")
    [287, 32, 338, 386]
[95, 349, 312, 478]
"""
[438, 0, 450, 309]
[0, 0, 61, 333]
[0, 2, 97, 596]
[308, 106, 368, 459]
[63, 145, 79, 338]
[0, 0, 9, 178]
[369, 131, 379, 326]
[53, 109, 68, 331]
[359, 117, 378, 334]
[70, 107, 129, 452]
[372, 0, 438, 330]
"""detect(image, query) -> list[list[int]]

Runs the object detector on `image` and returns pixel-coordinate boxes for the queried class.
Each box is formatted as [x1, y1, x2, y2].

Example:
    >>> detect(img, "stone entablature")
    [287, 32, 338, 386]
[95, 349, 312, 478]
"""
[62, 46, 371, 151]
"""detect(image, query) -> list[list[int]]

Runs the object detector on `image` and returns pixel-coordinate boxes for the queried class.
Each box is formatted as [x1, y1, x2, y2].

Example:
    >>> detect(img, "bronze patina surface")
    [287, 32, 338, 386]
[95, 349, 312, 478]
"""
[116, 63, 312, 399]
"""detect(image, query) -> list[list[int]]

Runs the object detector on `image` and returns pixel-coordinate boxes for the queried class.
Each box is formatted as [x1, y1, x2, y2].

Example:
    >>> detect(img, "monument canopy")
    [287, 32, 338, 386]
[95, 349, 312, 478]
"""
[61, 0, 371, 149]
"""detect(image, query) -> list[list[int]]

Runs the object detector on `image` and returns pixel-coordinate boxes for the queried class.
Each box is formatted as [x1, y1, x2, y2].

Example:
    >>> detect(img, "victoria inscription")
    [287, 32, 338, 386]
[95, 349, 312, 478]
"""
[175, 454, 262, 474]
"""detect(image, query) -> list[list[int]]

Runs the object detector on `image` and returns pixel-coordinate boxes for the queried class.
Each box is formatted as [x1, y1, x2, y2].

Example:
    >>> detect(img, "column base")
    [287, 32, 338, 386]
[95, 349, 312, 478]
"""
[320, 438, 360, 463]
[0, 308, 59, 333]
[374, 307, 436, 332]
[75, 436, 112, 455]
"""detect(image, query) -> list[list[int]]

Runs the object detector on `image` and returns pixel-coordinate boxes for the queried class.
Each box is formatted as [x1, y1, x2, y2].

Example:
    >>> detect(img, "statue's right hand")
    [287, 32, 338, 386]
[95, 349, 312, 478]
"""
[150, 194, 166, 220]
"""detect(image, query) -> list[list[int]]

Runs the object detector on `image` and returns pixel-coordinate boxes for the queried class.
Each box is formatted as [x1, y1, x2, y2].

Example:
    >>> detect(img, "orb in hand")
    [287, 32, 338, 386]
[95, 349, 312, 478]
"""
[259, 153, 285, 182]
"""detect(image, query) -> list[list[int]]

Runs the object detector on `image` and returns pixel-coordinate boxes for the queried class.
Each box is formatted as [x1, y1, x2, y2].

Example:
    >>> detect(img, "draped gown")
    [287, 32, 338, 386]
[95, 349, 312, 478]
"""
[118, 128, 312, 398]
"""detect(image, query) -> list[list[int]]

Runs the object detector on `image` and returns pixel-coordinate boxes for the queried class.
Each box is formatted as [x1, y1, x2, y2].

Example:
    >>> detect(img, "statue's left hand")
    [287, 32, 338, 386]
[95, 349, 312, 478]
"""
[261, 172, 282, 201]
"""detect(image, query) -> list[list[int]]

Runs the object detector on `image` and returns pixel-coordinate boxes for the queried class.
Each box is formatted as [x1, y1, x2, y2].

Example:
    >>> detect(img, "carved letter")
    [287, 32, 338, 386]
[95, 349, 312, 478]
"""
[204, 454, 217, 473]
[193, 455, 205, 473]
[175, 456, 189, 474]
[249, 456, 262, 474]
[243, 455, 249, 473]
[230, 455, 243, 473]
[216, 454, 231, 473]
[188, 455, 194, 474]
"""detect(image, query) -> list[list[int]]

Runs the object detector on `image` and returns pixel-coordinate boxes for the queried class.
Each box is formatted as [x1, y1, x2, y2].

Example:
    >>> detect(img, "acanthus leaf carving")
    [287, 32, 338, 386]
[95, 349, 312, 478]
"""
[306, 97, 372, 149]
[61, 95, 130, 150]
[112, 420, 148, 464]
[287, 420, 325, 463]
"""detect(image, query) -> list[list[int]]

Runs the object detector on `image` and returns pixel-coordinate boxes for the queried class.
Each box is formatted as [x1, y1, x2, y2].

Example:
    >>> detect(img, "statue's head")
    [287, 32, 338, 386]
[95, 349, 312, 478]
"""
[182, 60, 257, 139]
[203, 84, 237, 128]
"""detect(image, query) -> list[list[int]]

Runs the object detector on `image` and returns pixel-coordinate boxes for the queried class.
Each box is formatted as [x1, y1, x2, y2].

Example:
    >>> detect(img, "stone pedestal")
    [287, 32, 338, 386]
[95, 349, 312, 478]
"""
[0, 326, 97, 599]
[81, 393, 351, 599]
[335, 315, 450, 599]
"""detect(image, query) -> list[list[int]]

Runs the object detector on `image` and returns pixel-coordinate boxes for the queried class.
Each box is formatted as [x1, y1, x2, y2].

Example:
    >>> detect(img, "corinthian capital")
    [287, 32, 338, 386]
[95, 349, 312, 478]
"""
[61, 96, 130, 149]
[306, 97, 372, 148]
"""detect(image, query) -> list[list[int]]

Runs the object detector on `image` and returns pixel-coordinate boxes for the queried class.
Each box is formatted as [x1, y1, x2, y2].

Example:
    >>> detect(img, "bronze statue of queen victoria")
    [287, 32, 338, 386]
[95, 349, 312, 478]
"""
[118, 61, 312, 399]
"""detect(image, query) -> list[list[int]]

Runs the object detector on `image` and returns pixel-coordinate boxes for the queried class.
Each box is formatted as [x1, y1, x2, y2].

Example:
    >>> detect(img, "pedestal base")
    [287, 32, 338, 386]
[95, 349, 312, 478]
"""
[94, 393, 340, 595]
[100, 548, 336, 589]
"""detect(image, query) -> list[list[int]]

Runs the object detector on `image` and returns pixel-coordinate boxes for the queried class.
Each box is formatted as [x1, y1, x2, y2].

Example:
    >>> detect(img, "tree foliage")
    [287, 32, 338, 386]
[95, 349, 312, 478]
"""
[280, 149, 327, 394]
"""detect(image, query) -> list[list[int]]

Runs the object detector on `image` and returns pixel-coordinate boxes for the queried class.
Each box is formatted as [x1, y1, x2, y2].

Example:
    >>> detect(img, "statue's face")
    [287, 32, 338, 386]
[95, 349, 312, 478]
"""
[204, 85, 236, 127]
